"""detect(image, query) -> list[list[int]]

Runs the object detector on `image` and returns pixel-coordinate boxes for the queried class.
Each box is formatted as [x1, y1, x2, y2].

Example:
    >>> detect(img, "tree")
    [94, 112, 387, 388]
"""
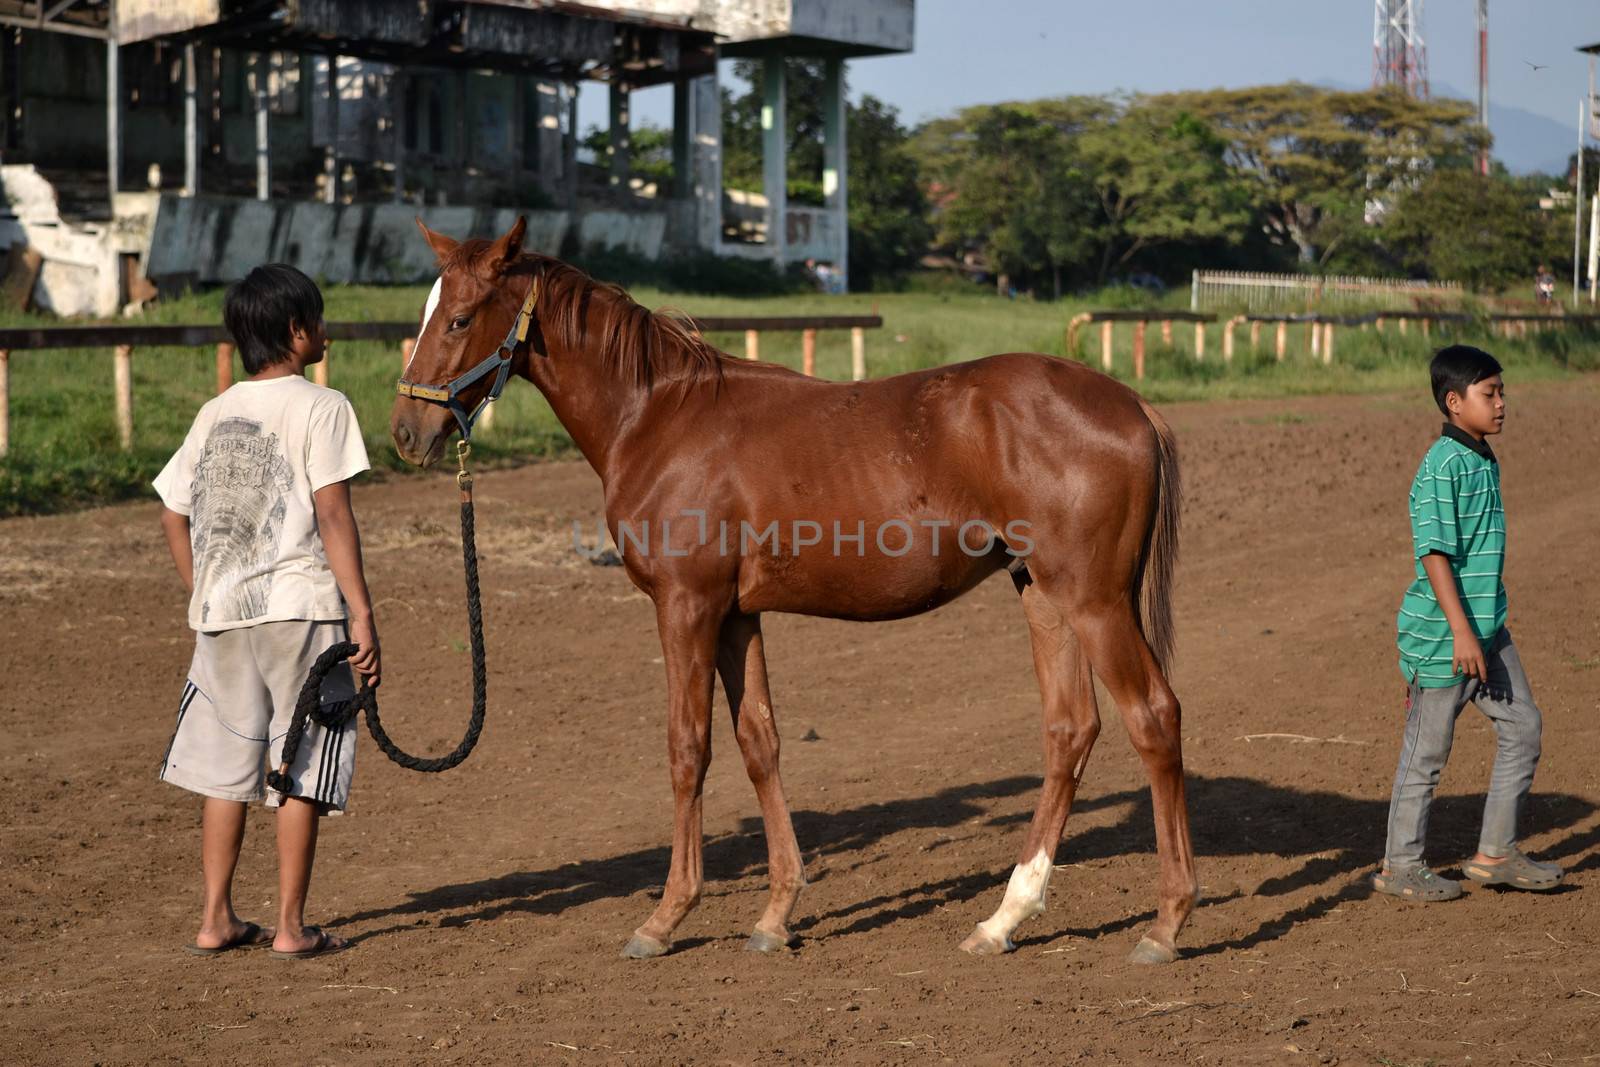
[1384, 168, 1565, 289]
[1171, 84, 1485, 265]
[1077, 99, 1254, 283]
[845, 95, 933, 290]
[581, 122, 674, 188]
[918, 101, 1101, 297]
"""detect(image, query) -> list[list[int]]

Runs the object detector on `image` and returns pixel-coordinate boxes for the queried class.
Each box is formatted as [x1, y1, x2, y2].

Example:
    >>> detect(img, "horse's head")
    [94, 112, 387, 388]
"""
[391, 216, 533, 468]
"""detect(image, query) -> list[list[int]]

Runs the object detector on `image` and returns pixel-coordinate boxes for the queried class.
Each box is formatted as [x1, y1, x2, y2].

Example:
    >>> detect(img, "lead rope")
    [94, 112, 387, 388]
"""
[267, 440, 487, 796]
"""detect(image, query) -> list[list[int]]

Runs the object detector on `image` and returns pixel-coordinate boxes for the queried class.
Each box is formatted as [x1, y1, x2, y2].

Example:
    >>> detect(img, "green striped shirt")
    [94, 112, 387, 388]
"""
[1396, 428, 1508, 688]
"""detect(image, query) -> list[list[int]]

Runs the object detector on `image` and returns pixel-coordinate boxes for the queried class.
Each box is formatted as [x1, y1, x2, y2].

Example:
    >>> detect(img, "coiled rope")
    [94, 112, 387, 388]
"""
[268, 442, 487, 796]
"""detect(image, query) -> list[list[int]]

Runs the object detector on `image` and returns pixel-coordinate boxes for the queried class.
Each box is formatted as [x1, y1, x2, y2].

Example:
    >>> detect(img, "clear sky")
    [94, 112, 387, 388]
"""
[582, 1, 1598, 172]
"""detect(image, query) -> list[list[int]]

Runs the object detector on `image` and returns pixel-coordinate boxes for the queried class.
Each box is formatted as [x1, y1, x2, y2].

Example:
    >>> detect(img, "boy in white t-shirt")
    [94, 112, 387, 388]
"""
[153, 264, 380, 960]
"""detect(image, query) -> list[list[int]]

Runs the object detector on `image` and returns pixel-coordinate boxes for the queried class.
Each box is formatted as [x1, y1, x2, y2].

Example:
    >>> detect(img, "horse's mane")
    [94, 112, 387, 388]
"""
[445, 240, 732, 391]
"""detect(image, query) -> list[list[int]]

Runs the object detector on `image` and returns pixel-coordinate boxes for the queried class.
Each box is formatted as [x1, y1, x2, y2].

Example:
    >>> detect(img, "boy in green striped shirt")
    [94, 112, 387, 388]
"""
[1374, 346, 1562, 901]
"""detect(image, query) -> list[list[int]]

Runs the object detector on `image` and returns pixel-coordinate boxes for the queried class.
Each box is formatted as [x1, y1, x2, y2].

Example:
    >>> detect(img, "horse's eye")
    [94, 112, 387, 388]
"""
[449, 315, 472, 331]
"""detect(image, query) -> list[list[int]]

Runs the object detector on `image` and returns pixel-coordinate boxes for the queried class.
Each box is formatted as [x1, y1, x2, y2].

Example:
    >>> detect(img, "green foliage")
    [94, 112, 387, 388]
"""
[920, 101, 1101, 297]
[582, 121, 675, 187]
[1383, 168, 1569, 289]
[1172, 84, 1485, 265]
[1078, 100, 1255, 282]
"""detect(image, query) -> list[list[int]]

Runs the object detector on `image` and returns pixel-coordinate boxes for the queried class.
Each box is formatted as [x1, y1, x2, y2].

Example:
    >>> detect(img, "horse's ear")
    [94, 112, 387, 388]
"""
[415, 217, 459, 264]
[484, 215, 527, 277]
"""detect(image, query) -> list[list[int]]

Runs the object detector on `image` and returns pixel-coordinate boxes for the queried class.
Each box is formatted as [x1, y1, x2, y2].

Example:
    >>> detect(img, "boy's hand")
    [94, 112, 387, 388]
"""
[1451, 626, 1487, 684]
[348, 615, 381, 688]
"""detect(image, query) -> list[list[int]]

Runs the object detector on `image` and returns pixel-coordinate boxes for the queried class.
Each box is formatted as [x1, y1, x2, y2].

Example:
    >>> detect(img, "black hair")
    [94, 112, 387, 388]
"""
[1429, 344, 1502, 415]
[223, 264, 324, 374]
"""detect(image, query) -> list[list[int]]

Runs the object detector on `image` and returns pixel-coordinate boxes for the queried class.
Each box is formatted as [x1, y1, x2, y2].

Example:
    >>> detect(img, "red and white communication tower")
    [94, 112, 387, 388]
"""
[1373, 0, 1429, 99]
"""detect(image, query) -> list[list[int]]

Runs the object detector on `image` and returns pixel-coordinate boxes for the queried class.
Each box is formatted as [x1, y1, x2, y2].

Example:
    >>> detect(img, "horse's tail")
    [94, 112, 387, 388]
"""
[1133, 398, 1181, 676]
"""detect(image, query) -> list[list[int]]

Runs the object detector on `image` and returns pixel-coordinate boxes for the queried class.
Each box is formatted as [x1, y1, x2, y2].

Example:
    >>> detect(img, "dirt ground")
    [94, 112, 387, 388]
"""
[3, 379, 1599, 1066]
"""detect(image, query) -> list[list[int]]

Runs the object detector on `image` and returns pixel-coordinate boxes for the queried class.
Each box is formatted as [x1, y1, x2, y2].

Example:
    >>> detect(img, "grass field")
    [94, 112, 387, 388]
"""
[3, 280, 1596, 515]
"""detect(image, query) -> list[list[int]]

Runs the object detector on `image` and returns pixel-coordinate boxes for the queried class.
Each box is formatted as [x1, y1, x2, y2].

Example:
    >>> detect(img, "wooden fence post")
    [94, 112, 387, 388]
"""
[312, 342, 329, 386]
[1376, 316, 1385, 333]
[850, 326, 866, 381]
[1398, 317, 1409, 336]
[1275, 321, 1287, 361]
[1100, 320, 1113, 372]
[1065, 312, 1090, 358]
[1132, 320, 1146, 380]
[114, 344, 133, 451]
[1193, 321, 1205, 360]
[1309, 320, 1319, 359]
[400, 336, 414, 371]
[215, 342, 234, 395]
[744, 329, 759, 361]
[1250, 319, 1260, 353]
[1161, 319, 1172, 346]
[1421, 318, 1431, 339]
[0, 348, 8, 458]
[1322, 322, 1334, 365]
[802, 328, 817, 377]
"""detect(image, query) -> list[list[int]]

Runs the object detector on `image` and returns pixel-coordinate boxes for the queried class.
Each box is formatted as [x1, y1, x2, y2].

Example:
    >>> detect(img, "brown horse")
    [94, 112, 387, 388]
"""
[391, 217, 1197, 964]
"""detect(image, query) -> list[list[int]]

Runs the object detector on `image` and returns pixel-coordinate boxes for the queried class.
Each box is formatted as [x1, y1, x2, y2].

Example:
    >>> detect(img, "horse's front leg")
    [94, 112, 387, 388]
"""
[622, 593, 724, 959]
[716, 612, 805, 952]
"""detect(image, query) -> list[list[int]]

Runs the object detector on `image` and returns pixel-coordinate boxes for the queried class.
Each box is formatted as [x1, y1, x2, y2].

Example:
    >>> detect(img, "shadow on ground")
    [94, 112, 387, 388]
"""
[332, 773, 1596, 955]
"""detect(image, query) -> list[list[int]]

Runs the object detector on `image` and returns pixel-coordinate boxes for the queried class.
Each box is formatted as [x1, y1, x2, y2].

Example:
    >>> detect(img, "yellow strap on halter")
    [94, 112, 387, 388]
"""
[396, 381, 449, 402]
[514, 277, 538, 344]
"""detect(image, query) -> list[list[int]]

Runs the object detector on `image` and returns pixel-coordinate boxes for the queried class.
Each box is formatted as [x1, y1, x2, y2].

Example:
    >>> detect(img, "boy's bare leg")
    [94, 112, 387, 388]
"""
[196, 798, 267, 947]
[273, 797, 347, 953]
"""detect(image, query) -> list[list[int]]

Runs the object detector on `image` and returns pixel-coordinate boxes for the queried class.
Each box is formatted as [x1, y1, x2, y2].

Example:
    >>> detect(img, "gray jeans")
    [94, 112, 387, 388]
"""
[1384, 629, 1542, 871]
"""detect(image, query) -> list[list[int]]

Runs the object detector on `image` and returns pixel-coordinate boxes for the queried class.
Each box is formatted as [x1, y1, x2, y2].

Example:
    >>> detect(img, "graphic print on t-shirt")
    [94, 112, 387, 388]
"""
[189, 416, 294, 624]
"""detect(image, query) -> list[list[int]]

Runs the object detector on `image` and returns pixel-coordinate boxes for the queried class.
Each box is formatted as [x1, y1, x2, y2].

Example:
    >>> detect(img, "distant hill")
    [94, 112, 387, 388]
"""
[1318, 79, 1574, 176]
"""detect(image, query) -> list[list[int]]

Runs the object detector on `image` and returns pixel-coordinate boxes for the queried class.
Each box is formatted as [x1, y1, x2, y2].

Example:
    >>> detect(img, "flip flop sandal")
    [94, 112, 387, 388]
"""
[183, 921, 273, 956]
[1371, 866, 1463, 902]
[1462, 850, 1563, 891]
[268, 925, 349, 961]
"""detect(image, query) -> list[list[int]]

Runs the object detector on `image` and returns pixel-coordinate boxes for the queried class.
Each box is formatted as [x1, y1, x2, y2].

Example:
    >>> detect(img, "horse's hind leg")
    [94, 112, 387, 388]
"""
[1072, 601, 1197, 964]
[622, 594, 723, 959]
[961, 583, 1101, 955]
[716, 612, 806, 952]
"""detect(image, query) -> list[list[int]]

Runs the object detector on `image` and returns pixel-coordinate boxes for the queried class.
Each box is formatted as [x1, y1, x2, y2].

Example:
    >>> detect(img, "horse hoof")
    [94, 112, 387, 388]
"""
[1128, 936, 1178, 965]
[621, 933, 671, 959]
[744, 929, 795, 954]
[958, 927, 1013, 956]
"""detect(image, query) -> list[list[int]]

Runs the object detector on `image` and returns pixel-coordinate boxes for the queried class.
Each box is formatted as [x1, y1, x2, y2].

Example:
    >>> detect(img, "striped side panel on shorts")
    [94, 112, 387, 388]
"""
[159, 681, 201, 773]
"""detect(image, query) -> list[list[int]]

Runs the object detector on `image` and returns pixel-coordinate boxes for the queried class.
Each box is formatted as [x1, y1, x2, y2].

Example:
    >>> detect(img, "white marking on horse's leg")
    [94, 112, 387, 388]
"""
[404, 276, 442, 376]
[966, 849, 1053, 953]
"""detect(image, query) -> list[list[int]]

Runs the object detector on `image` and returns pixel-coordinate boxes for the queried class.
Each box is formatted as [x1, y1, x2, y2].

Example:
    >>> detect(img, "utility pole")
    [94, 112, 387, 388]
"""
[1476, 0, 1489, 175]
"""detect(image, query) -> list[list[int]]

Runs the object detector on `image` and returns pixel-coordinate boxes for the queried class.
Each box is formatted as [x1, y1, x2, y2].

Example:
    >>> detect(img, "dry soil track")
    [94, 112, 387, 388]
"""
[3, 381, 1599, 1065]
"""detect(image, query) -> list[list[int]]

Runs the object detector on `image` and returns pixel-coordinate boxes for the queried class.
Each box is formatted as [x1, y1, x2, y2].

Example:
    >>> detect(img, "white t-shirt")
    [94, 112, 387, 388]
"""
[153, 375, 371, 633]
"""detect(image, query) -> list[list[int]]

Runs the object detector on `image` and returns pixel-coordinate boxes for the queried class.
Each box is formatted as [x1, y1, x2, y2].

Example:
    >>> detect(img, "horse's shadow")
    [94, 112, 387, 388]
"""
[332, 773, 1597, 955]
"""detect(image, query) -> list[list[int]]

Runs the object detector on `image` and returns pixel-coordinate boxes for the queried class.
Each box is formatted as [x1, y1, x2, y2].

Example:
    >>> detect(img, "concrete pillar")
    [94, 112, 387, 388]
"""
[822, 57, 848, 290]
[671, 75, 691, 200]
[324, 56, 339, 204]
[391, 69, 405, 203]
[106, 31, 120, 199]
[183, 43, 198, 195]
[691, 70, 723, 251]
[608, 81, 631, 189]
[564, 83, 579, 209]
[252, 53, 269, 200]
[761, 55, 786, 265]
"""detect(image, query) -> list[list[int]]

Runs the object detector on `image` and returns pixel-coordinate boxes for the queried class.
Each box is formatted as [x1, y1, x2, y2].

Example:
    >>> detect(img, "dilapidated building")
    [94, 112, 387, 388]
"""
[0, 0, 912, 314]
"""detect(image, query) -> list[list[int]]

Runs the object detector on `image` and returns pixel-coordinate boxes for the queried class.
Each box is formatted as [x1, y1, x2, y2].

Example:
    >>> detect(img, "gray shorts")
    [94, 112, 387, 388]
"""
[159, 619, 358, 812]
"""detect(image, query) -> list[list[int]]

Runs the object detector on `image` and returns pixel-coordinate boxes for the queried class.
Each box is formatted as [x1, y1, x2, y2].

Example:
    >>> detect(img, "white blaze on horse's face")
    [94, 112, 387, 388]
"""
[405, 276, 443, 376]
